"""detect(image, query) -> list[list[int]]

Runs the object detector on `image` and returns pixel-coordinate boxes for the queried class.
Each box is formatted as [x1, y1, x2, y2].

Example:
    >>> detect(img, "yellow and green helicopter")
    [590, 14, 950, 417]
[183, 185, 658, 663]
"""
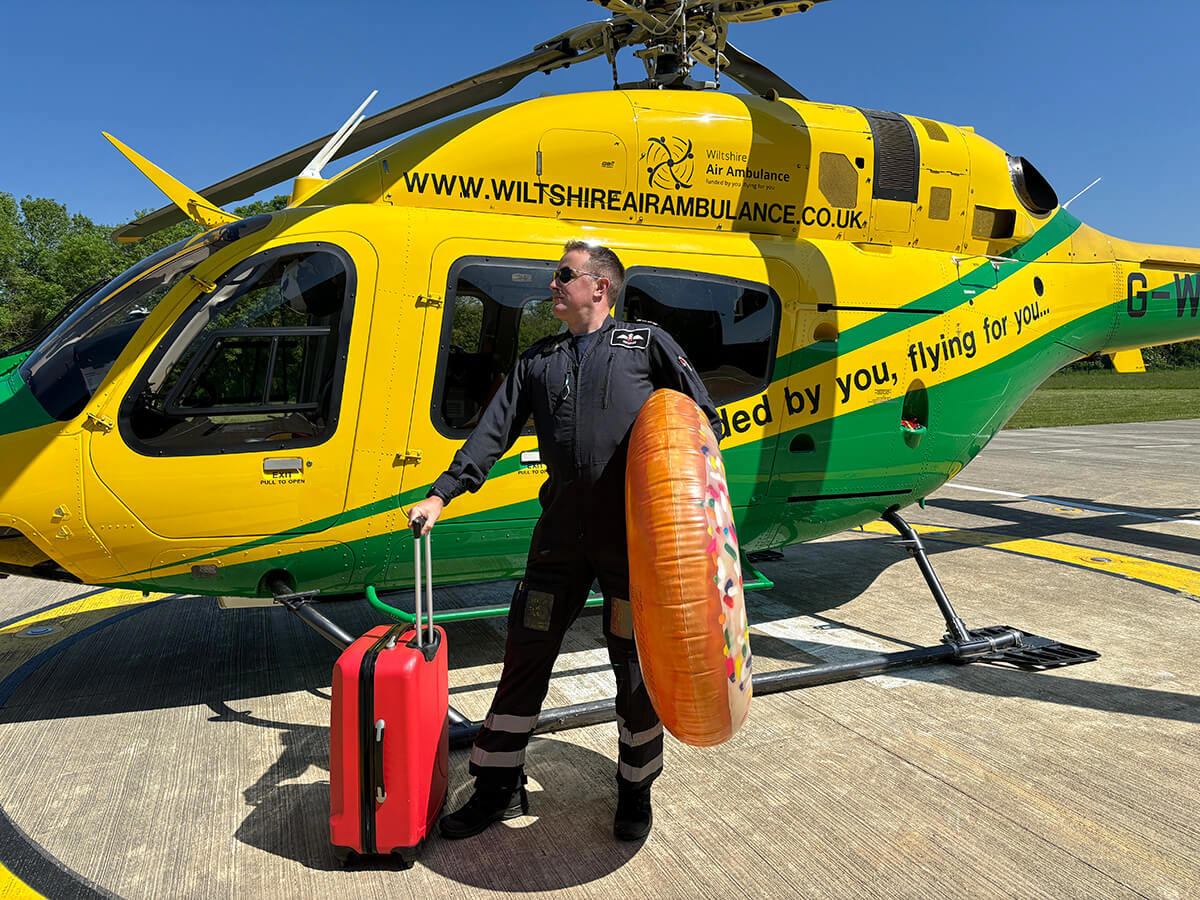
[0, 1, 1196, 662]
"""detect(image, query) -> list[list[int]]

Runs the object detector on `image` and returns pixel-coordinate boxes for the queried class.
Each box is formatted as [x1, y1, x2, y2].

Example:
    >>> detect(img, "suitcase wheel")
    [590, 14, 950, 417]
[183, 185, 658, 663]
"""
[391, 848, 417, 870]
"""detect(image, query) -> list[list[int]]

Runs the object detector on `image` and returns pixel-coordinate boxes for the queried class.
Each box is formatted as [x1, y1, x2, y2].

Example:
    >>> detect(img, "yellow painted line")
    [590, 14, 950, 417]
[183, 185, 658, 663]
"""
[0, 590, 171, 697]
[860, 521, 1200, 597]
[0, 588, 164, 636]
[0, 866, 41, 899]
[0, 588, 172, 900]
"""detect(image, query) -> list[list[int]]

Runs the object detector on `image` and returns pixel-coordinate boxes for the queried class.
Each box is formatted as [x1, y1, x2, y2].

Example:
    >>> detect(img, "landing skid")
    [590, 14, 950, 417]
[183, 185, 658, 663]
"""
[270, 511, 1100, 747]
[445, 508, 1101, 748]
[879, 508, 1099, 668]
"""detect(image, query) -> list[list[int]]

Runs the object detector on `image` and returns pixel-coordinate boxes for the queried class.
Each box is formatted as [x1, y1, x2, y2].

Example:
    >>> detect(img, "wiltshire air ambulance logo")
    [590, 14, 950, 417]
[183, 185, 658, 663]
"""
[643, 136, 694, 190]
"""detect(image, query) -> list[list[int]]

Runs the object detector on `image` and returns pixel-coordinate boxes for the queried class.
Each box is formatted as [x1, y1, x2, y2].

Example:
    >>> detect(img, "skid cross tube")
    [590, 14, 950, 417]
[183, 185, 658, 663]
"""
[881, 508, 972, 644]
[269, 581, 355, 650]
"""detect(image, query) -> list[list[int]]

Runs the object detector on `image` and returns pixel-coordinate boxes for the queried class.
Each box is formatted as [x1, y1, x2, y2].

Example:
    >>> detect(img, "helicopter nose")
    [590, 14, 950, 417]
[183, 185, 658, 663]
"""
[0, 360, 54, 442]
[0, 360, 57, 502]
[0, 359, 79, 577]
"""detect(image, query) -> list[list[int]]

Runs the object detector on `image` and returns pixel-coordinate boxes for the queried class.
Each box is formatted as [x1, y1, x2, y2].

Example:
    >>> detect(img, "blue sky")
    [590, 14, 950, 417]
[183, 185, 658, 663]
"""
[4, 0, 1198, 246]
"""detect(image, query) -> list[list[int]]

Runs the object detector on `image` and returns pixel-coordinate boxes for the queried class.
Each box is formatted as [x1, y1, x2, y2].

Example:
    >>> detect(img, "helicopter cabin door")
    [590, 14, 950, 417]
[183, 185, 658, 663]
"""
[396, 243, 561, 584]
[402, 240, 792, 580]
[87, 236, 376, 542]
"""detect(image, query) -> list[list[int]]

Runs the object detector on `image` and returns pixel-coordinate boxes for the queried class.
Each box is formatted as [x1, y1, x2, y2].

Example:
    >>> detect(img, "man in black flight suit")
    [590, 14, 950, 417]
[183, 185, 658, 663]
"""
[408, 240, 721, 842]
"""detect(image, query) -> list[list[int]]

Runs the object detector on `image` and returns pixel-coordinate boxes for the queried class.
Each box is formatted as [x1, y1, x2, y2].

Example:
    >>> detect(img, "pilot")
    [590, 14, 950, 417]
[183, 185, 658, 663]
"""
[408, 240, 721, 842]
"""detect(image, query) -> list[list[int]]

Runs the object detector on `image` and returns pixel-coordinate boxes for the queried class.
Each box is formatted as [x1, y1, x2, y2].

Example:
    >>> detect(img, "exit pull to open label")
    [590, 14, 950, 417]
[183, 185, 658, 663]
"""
[260, 471, 305, 486]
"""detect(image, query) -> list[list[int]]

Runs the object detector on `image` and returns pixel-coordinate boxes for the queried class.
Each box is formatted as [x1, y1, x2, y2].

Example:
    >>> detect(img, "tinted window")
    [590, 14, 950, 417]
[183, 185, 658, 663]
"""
[22, 241, 207, 421]
[437, 259, 562, 432]
[126, 245, 353, 452]
[19, 216, 271, 421]
[619, 269, 778, 404]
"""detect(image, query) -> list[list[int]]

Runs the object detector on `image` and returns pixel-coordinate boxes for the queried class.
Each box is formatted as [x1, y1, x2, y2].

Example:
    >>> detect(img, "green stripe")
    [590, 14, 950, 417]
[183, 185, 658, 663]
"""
[1112, 270, 1200, 349]
[0, 371, 54, 437]
[777, 209, 1082, 378]
[112, 210, 1091, 591]
[766, 299, 1116, 542]
[109, 298, 1110, 597]
[0, 351, 31, 378]
[121, 486, 428, 578]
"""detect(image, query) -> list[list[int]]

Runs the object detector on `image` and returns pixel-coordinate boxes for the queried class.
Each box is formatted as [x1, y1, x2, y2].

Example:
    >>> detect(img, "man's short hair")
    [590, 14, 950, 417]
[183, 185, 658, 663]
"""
[563, 239, 625, 297]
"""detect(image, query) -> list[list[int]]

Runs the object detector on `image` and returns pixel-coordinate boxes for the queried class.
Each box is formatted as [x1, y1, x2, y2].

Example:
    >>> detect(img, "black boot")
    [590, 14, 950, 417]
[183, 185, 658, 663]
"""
[613, 784, 652, 841]
[439, 780, 529, 840]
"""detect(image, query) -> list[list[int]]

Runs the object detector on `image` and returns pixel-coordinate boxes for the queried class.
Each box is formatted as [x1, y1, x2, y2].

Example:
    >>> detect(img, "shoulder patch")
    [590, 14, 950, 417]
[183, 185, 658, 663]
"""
[610, 327, 650, 350]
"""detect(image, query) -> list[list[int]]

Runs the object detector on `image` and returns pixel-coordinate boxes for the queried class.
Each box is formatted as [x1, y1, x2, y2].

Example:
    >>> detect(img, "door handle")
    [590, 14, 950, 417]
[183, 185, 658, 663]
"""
[263, 457, 304, 475]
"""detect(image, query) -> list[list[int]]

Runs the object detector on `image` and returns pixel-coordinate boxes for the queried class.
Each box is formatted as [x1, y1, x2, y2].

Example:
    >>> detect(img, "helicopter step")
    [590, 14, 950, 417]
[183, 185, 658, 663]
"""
[967, 626, 1102, 669]
[878, 508, 1100, 665]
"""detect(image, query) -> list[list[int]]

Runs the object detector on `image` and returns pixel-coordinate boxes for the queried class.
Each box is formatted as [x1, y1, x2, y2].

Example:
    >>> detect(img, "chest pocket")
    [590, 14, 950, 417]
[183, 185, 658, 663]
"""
[536, 342, 569, 412]
[602, 353, 615, 409]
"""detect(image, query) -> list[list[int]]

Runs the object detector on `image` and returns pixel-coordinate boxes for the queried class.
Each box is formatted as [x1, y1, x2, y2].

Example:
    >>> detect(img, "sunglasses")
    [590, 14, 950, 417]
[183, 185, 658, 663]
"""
[551, 266, 604, 285]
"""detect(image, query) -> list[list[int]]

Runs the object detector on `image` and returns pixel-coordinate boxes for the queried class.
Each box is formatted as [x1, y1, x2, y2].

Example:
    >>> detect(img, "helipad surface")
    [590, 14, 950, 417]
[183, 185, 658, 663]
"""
[1, 420, 1197, 899]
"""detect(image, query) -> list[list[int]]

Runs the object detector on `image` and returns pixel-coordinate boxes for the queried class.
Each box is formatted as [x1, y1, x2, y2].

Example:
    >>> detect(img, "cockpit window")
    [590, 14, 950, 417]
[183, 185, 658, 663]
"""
[1008, 155, 1058, 216]
[125, 243, 354, 453]
[18, 215, 270, 421]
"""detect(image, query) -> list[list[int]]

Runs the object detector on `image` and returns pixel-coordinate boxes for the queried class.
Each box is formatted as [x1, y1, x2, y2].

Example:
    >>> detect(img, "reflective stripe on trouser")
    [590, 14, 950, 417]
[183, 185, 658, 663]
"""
[469, 542, 662, 791]
[468, 712, 541, 773]
[468, 562, 590, 788]
[610, 650, 663, 790]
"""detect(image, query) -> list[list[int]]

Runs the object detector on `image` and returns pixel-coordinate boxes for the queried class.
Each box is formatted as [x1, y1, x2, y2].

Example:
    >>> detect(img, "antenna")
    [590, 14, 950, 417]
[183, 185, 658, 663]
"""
[299, 90, 379, 179]
[1063, 176, 1102, 210]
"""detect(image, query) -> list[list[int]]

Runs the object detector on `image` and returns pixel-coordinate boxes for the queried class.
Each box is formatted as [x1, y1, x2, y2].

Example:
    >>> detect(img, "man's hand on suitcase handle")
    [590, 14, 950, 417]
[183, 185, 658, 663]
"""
[408, 495, 444, 536]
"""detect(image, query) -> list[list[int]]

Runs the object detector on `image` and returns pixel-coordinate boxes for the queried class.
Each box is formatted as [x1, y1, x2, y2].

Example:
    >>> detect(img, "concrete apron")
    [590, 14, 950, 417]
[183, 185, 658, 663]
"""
[0, 419, 1196, 899]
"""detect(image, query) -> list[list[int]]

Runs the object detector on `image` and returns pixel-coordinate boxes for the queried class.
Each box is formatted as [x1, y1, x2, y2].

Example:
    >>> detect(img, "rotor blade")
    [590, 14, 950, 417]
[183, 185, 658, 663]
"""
[114, 44, 578, 241]
[716, 41, 808, 101]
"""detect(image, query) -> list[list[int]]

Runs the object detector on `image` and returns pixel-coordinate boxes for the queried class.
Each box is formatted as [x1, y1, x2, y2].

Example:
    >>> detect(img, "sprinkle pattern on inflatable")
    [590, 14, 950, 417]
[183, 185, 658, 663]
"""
[625, 389, 752, 747]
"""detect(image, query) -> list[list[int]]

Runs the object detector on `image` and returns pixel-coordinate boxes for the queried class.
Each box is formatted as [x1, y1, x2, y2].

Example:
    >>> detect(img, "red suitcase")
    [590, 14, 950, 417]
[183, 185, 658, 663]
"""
[330, 529, 448, 866]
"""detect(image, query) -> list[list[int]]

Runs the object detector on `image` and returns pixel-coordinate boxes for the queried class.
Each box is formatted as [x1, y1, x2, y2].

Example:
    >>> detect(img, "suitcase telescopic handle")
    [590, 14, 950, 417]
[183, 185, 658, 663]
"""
[410, 518, 433, 646]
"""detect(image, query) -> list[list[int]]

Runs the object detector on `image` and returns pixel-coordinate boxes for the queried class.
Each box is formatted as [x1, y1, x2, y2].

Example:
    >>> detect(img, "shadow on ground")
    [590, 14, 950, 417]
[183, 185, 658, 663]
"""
[228, 715, 642, 888]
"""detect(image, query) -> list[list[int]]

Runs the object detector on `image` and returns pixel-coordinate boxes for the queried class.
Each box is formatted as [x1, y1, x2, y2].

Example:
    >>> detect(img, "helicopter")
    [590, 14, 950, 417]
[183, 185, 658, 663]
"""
[0, 0, 1197, 661]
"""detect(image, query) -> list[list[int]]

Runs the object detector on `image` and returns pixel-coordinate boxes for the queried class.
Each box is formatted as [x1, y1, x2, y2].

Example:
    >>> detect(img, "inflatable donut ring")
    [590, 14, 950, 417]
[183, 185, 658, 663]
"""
[625, 389, 752, 747]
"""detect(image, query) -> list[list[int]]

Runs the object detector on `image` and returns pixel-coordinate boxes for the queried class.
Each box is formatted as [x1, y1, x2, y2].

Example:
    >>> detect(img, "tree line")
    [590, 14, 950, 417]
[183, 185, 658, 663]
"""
[0, 192, 287, 352]
[1, 191, 1197, 368]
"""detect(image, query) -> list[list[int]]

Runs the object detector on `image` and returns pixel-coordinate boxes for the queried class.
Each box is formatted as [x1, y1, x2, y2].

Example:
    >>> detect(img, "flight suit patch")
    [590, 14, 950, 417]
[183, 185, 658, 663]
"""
[610, 596, 633, 639]
[523, 589, 555, 632]
[611, 328, 649, 349]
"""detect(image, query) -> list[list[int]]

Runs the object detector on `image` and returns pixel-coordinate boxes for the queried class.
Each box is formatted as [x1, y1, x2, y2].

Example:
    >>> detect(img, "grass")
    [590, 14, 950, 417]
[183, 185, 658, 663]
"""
[1004, 369, 1200, 429]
